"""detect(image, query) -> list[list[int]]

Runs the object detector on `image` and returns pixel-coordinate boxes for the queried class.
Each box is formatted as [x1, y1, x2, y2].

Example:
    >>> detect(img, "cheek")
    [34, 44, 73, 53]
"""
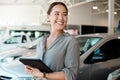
[64, 17, 68, 23]
[49, 16, 56, 22]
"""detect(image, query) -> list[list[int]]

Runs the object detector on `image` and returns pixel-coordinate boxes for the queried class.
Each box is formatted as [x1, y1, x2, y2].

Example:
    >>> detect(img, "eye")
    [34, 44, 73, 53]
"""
[55, 13, 59, 15]
[63, 13, 67, 16]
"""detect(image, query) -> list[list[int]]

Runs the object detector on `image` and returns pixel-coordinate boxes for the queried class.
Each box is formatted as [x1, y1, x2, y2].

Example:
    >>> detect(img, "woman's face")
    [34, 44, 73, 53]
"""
[48, 4, 68, 31]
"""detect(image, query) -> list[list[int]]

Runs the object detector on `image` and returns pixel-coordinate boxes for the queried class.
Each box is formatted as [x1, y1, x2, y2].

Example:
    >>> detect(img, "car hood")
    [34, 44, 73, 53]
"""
[0, 67, 17, 79]
[1, 60, 32, 77]
[0, 47, 23, 55]
[0, 44, 20, 53]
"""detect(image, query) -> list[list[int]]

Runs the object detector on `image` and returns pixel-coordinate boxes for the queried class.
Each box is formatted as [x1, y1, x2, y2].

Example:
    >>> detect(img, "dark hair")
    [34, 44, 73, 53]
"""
[47, 2, 68, 15]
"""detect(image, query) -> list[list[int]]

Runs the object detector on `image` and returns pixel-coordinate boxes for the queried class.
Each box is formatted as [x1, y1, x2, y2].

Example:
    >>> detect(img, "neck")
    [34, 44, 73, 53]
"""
[49, 30, 64, 38]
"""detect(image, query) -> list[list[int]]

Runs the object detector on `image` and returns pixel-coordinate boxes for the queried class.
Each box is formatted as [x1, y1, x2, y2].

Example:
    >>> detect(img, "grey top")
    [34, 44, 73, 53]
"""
[36, 33, 80, 80]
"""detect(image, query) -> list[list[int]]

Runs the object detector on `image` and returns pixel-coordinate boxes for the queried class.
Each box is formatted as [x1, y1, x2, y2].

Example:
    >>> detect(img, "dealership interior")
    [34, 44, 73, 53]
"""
[0, 0, 120, 80]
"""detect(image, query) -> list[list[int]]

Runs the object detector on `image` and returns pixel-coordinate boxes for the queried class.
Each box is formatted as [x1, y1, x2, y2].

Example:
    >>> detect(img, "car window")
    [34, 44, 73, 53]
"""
[4, 35, 21, 44]
[77, 37, 101, 55]
[84, 39, 120, 63]
[21, 35, 27, 43]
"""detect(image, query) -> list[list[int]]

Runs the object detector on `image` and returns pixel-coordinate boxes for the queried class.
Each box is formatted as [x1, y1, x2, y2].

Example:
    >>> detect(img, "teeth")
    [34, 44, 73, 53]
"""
[57, 22, 63, 25]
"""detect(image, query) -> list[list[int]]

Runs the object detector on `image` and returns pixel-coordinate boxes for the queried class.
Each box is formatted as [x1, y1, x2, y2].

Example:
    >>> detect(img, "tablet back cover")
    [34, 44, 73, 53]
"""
[19, 58, 53, 73]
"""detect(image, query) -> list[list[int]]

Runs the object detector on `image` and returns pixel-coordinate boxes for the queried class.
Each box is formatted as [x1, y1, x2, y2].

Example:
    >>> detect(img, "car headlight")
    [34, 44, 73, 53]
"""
[0, 56, 21, 63]
[0, 56, 14, 63]
[13, 77, 34, 80]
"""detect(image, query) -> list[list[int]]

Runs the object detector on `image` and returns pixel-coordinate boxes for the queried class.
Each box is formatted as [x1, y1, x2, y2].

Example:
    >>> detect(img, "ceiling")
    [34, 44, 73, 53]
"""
[92, 0, 120, 15]
[0, 0, 119, 15]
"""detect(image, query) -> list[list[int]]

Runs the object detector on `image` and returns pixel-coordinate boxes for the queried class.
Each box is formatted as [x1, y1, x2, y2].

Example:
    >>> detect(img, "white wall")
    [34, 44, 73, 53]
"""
[0, 5, 42, 26]
[68, 3, 92, 25]
[91, 13, 108, 26]
[92, 12, 120, 28]
[0, 3, 119, 29]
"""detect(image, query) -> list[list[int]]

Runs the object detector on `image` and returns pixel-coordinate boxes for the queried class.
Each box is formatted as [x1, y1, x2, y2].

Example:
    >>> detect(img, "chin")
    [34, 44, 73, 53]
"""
[56, 27, 64, 30]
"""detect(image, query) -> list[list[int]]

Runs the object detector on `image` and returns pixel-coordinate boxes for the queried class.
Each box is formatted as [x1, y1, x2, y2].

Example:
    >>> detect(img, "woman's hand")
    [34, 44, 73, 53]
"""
[25, 65, 43, 78]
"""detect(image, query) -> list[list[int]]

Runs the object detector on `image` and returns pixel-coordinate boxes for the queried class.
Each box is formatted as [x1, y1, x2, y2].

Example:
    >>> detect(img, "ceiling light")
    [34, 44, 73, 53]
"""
[106, 9, 108, 12]
[92, 5, 98, 10]
[114, 12, 117, 14]
[106, 9, 117, 14]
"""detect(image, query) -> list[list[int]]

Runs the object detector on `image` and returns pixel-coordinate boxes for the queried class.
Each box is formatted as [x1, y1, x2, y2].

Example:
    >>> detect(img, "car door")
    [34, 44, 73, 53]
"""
[84, 39, 120, 80]
[78, 62, 92, 80]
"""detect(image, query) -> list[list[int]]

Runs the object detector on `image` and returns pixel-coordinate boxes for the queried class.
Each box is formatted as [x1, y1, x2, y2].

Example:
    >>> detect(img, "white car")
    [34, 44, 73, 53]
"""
[0, 46, 36, 65]
[0, 60, 34, 80]
[0, 34, 32, 53]
[0, 33, 120, 80]
[107, 68, 120, 80]
[0, 37, 40, 65]
[0, 38, 40, 80]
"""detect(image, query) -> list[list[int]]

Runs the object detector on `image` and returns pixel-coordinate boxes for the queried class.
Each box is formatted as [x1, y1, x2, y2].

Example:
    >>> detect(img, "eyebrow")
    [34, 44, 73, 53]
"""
[54, 11, 67, 14]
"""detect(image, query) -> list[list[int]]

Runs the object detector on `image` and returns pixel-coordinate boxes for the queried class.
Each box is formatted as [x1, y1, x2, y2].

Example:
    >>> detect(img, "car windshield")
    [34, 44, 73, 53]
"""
[4, 35, 21, 44]
[77, 36, 102, 55]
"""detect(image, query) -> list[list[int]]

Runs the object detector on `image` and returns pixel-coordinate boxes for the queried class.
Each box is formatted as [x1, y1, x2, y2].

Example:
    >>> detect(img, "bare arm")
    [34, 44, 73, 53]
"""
[45, 71, 65, 80]
[25, 65, 65, 80]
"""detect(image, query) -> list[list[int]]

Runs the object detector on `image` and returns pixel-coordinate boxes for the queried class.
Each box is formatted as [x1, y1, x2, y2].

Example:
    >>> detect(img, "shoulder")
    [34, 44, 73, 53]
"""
[63, 32, 74, 38]
[39, 34, 48, 41]
[63, 33, 77, 42]
[37, 35, 48, 45]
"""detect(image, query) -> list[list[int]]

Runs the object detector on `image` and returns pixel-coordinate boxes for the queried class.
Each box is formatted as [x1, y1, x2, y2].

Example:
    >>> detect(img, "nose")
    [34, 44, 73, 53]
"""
[58, 14, 63, 20]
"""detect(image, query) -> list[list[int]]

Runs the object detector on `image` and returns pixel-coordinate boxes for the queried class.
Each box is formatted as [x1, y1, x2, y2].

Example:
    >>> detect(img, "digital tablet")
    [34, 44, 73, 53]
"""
[19, 58, 53, 73]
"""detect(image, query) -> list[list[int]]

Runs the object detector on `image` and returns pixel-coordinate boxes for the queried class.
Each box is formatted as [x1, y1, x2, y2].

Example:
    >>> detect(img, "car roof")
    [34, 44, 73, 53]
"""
[75, 33, 108, 38]
[75, 33, 120, 41]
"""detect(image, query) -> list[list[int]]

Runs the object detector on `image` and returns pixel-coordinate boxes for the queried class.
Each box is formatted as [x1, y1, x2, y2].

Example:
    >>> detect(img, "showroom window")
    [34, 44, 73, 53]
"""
[10, 30, 50, 40]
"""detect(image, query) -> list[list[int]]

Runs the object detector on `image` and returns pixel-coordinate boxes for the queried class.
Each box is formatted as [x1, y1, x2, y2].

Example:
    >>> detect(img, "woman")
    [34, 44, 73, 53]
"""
[25, 2, 80, 80]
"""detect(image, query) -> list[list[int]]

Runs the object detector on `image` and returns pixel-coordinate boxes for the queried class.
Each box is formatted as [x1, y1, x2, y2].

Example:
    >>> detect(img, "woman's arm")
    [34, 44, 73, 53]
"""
[25, 65, 65, 80]
[45, 71, 65, 80]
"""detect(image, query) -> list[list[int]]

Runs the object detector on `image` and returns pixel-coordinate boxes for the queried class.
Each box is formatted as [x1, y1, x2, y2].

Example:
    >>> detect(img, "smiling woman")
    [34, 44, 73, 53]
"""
[24, 2, 80, 80]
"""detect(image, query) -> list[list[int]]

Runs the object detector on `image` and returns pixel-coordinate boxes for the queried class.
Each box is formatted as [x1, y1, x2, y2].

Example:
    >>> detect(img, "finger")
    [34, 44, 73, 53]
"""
[26, 68, 33, 74]
[25, 65, 33, 70]
[25, 66, 32, 73]
[26, 65, 32, 68]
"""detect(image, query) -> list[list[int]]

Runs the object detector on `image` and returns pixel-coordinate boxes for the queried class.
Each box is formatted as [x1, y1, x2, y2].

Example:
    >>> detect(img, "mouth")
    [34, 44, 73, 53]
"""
[56, 21, 64, 25]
